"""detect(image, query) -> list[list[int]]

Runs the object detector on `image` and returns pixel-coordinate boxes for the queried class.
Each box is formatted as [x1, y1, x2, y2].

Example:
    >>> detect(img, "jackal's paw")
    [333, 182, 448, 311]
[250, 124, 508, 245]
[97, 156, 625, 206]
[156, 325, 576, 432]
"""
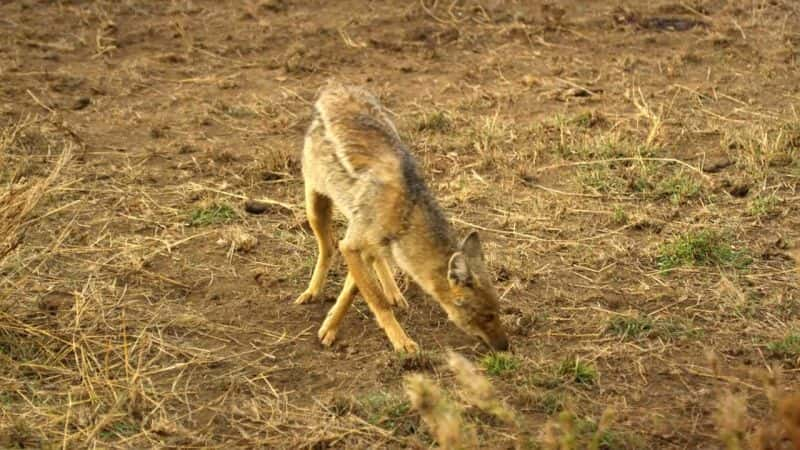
[318, 326, 337, 347]
[388, 292, 409, 310]
[294, 291, 317, 305]
[392, 337, 419, 354]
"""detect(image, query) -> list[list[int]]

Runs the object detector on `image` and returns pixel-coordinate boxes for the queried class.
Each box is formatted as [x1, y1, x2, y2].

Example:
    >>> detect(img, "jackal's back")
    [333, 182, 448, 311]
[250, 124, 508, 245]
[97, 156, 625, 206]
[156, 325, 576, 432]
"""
[302, 84, 449, 240]
[309, 83, 405, 181]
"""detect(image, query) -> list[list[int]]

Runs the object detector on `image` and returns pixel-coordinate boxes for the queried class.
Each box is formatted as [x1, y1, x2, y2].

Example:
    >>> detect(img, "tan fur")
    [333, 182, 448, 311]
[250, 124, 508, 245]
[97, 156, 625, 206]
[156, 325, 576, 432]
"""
[295, 81, 509, 353]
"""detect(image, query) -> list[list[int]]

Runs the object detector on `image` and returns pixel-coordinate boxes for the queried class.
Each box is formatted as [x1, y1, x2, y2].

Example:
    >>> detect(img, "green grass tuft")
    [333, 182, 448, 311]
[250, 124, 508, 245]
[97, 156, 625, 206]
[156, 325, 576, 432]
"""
[606, 316, 703, 341]
[657, 230, 751, 271]
[188, 203, 236, 226]
[578, 418, 645, 450]
[535, 391, 566, 415]
[767, 334, 800, 359]
[748, 194, 780, 218]
[99, 421, 140, 440]
[656, 173, 700, 204]
[557, 357, 597, 385]
[530, 372, 562, 390]
[576, 166, 626, 194]
[358, 391, 411, 431]
[416, 111, 452, 133]
[570, 110, 604, 128]
[544, 411, 646, 450]
[606, 316, 653, 339]
[481, 352, 519, 376]
[657, 318, 704, 340]
[611, 206, 628, 225]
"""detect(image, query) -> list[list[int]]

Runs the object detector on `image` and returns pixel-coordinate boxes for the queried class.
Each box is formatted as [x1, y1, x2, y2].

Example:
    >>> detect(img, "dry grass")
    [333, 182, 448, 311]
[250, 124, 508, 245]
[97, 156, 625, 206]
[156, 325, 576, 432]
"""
[404, 352, 517, 449]
[405, 374, 469, 449]
[0, 119, 390, 448]
[0, 118, 72, 261]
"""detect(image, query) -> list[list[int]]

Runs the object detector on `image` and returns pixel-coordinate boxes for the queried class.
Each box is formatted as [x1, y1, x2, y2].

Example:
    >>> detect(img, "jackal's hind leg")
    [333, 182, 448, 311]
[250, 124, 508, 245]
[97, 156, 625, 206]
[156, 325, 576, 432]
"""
[295, 186, 334, 305]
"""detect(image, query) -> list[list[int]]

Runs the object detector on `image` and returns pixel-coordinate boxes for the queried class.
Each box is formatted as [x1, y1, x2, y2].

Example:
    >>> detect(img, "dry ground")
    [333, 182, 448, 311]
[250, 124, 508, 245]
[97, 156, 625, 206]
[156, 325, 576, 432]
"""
[2, 0, 800, 448]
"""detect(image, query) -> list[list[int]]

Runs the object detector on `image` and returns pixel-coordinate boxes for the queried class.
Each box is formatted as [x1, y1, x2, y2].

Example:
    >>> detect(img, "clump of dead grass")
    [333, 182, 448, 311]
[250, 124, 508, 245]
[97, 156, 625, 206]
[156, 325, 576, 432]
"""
[721, 121, 799, 180]
[218, 225, 259, 260]
[448, 351, 517, 425]
[404, 351, 518, 449]
[708, 351, 800, 449]
[0, 116, 398, 448]
[539, 408, 630, 450]
[715, 391, 749, 449]
[405, 374, 470, 449]
[0, 118, 72, 261]
[416, 110, 454, 133]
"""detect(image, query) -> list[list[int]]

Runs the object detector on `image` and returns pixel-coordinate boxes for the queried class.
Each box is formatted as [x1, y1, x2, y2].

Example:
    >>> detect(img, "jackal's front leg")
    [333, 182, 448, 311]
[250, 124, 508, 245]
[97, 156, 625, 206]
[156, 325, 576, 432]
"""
[318, 272, 357, 346]
[318, 258, 407, 347]
[338, 240, 418, 353]
[372, 257, 408, 309]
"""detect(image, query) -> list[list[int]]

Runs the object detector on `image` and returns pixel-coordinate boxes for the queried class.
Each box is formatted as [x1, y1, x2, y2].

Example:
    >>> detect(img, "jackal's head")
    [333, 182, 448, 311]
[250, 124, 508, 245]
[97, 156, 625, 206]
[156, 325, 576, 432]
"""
[443, 231, 509, 351]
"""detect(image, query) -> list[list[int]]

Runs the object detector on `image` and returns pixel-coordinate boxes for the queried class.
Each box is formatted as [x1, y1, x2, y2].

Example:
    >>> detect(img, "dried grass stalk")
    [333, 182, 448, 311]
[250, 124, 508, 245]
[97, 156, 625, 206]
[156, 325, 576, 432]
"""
[447, 351, 517, 425]
[0, 121, 73, 261]
[404, 373, 471, 450]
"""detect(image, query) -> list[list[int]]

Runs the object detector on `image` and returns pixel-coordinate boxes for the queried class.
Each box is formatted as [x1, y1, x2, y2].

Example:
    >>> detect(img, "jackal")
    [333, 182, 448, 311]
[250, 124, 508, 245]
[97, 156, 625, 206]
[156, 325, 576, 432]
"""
[295, 82, 509, 353]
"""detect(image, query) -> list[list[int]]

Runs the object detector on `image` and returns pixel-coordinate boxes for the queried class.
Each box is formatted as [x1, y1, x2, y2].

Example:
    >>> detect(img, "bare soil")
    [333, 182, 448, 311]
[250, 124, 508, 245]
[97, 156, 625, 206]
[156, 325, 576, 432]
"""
[1, 0, 800, 448]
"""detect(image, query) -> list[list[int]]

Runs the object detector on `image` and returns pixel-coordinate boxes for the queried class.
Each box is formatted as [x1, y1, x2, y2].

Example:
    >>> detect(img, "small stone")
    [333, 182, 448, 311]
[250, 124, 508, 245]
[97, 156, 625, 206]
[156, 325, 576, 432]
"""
[703, 156, 734, 173]
[72, 96, 91, 110]
[244, 199, 271, 214]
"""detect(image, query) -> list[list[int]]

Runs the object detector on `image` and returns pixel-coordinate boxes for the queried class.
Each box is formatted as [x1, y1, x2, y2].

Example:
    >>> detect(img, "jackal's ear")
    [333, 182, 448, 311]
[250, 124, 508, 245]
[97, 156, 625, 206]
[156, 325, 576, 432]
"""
[459, 231, 484, 262]
[448, 252, 473, 287]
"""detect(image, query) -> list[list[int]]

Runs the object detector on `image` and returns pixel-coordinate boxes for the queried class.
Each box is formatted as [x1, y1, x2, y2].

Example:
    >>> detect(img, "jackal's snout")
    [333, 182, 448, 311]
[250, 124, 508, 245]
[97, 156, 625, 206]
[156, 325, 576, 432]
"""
[487, 331, 509, 351]
[480, 319, 509, 351]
